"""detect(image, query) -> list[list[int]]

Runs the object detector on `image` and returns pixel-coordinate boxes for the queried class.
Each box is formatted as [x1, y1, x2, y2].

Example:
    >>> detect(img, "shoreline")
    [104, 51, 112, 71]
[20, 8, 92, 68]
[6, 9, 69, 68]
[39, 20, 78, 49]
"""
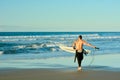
[1, 53, 120, 71]
[0, 68, 120, 80]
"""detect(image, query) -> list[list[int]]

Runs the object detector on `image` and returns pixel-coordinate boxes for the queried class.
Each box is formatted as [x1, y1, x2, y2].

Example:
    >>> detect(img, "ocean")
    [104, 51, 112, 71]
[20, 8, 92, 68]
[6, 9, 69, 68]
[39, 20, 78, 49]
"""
[0, 32, 120, 70]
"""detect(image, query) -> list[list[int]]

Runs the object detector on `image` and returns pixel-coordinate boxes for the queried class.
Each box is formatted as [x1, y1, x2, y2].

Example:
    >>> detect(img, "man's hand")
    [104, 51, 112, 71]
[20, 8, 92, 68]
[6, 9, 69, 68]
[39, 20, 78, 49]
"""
[95, 47, 99, 50]
[73, 46, 76, 49]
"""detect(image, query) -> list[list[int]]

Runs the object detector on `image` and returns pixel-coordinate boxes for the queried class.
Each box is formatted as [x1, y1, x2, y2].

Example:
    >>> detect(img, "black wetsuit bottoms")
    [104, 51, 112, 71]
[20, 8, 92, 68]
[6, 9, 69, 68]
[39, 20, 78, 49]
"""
[76, 50, 83, 67]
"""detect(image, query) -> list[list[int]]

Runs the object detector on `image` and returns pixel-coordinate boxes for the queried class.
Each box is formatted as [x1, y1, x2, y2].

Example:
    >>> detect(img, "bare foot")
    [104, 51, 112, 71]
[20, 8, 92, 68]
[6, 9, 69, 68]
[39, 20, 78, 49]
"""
[78, 67, 82, 71]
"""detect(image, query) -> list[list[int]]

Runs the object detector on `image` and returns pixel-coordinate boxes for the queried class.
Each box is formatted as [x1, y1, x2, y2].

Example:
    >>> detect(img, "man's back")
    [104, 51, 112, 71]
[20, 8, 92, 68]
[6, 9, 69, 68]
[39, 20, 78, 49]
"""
[75, 39, 84, 50]
[73, 35, 96, 51]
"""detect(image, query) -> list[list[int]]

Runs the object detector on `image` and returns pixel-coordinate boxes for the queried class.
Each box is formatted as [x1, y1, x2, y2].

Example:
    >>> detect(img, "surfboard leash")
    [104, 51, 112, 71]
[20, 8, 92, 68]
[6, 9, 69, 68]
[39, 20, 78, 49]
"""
[88, 48, 99, 67]
[88, 49, 95, 67]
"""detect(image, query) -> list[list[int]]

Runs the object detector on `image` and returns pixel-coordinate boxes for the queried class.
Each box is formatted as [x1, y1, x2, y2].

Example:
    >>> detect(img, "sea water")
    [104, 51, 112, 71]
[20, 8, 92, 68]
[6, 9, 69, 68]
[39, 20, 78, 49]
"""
[0, 32, 120, 70]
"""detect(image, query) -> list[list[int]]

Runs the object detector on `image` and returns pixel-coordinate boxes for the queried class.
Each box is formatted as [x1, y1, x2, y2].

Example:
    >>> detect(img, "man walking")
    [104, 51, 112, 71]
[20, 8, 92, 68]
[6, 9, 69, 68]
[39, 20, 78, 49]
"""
[72, 35, 99, 71]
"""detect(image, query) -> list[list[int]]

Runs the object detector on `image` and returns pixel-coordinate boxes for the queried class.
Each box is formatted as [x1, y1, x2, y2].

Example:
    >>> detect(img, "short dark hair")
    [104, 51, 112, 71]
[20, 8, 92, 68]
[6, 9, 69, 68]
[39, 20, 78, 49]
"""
[79, 35, 82, 39]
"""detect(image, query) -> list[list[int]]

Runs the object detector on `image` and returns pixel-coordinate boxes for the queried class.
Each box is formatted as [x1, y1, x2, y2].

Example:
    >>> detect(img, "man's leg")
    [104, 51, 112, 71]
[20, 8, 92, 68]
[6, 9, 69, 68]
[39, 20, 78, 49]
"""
[77, 53, 83, 70]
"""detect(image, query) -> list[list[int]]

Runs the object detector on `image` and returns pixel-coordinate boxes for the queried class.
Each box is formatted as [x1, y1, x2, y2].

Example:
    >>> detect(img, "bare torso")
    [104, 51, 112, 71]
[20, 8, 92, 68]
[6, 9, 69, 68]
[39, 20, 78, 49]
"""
[73, 38, 95, 51]
[74, 39, 84, 50]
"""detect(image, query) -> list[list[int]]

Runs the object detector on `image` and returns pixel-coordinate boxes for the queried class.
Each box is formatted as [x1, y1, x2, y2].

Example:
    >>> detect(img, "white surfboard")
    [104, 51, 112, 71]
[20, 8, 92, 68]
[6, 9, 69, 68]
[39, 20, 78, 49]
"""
[59, 45, 91, 54]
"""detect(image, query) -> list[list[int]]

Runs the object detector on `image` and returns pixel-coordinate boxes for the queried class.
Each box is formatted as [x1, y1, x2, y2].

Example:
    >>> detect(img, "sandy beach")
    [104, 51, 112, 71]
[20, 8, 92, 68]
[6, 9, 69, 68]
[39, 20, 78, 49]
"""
[0, 53, 120, 80]
[0, 68, 120, 80]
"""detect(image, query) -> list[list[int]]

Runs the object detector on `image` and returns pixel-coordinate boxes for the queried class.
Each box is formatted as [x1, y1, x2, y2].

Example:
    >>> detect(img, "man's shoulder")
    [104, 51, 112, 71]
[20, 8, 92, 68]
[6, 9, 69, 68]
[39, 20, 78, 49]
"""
[80, 40, 86, 43]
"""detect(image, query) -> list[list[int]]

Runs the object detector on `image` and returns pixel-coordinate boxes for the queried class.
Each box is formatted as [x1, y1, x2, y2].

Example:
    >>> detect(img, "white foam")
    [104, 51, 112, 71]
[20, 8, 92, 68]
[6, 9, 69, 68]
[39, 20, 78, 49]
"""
[14, 45, 26, 49]
[31, 44, 40, 48]
[50, 48, 56, 52]
[0, 51, 3, 55]
[0, 34, 119, 43]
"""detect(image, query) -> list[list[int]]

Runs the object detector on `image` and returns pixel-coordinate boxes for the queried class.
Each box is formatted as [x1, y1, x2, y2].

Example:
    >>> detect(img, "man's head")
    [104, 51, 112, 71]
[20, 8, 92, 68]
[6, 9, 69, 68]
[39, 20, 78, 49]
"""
[79, 35, 82, 39]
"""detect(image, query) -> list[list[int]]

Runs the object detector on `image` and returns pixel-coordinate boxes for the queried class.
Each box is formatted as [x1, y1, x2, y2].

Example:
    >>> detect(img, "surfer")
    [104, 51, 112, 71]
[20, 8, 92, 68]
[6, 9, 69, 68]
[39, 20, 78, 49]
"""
[72, 35, 99, 71]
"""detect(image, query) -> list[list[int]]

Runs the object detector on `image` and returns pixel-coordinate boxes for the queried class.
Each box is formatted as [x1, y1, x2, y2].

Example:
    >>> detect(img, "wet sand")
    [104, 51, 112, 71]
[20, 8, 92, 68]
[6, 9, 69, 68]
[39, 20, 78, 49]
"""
[0, 68, 120, 80]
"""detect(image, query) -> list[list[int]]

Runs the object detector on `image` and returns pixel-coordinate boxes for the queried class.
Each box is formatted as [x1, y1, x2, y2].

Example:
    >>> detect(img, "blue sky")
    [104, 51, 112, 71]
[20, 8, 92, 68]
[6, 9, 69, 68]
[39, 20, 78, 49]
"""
[0, 0, 120, 32]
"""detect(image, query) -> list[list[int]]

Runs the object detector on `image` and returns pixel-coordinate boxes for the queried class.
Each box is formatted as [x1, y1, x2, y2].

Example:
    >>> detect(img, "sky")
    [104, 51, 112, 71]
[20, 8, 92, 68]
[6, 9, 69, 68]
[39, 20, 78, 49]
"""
[0, 0, 120, 32]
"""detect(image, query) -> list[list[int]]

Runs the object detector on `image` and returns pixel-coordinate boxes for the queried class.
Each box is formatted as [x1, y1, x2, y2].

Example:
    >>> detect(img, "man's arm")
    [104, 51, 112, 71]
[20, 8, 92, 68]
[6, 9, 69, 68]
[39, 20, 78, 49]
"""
[83, 40, 96, 48]
[72, 41, 76, 49]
